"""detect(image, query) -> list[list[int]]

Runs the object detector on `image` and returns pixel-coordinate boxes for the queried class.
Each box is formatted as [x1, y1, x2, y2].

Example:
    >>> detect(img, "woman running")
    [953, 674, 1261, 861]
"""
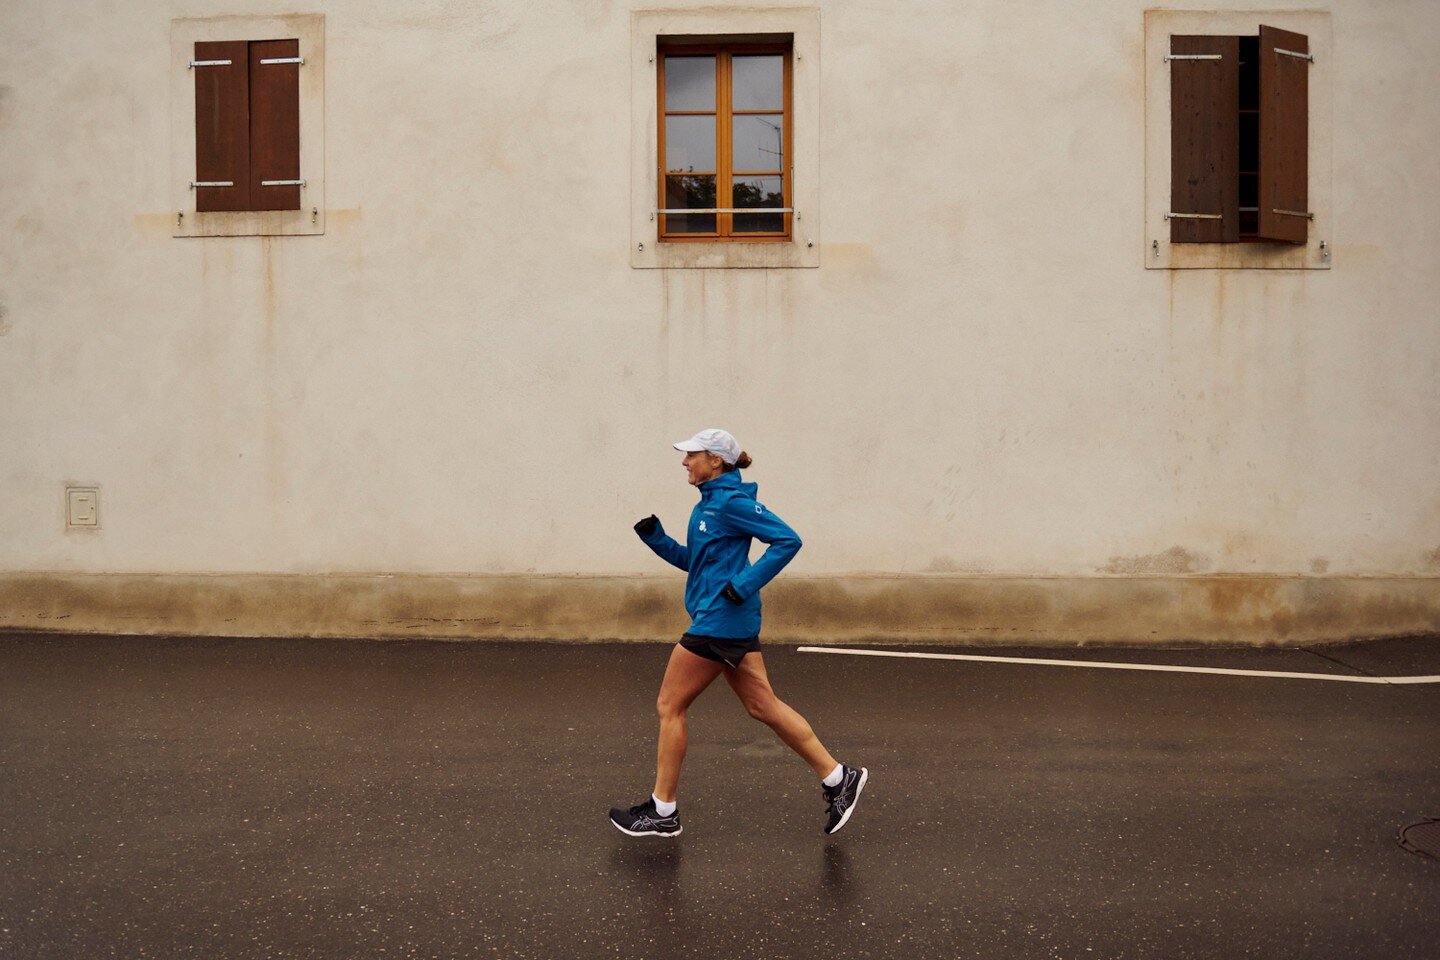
[608, 428, 867, 838]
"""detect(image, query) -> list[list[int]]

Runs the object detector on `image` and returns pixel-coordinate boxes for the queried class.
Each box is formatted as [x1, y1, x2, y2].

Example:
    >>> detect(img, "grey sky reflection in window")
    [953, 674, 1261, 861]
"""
[665, 56, 716, 112]
[732, 55, 782, 110]
[732, 115, 783, 172]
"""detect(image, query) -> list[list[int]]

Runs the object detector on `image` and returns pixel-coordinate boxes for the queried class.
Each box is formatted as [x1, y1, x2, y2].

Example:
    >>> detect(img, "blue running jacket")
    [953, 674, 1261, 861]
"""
[637, 471, 802, 639]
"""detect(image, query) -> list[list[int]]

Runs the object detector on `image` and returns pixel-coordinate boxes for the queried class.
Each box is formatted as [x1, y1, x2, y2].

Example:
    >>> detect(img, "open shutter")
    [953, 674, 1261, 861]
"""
[1256, 25, 1310, 243]
[249, 39, 302, 212]
[193, 41, 249, 212]
[1169, 35, 1239, 243]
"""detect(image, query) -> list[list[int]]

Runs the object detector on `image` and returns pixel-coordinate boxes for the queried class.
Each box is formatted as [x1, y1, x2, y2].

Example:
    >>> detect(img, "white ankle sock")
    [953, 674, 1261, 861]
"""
[652, 794, 677, 817]
[822, 764, 844, 788]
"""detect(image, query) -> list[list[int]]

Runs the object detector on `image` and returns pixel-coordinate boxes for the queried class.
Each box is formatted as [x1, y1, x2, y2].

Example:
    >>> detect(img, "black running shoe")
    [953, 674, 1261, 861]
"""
[609, 799, 682, 838]
[822, 765, 868, 835]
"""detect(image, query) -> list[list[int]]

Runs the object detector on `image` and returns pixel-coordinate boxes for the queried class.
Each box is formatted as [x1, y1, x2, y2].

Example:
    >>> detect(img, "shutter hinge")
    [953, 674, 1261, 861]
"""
[188, 59, 232, 68]
[190, 181, 234, 188]
[1164, 54, 1223, 61]
[259, 57, 305, 65]
[1271, 209, 1314, 220]
[260, 180, 306, 187]
[1165, 212, 1223, 220]
[1274, 48, 1314, 62]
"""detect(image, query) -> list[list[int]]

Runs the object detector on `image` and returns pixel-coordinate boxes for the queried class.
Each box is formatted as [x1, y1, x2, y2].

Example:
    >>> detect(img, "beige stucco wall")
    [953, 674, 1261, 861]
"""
[1, 1, 1437, 640]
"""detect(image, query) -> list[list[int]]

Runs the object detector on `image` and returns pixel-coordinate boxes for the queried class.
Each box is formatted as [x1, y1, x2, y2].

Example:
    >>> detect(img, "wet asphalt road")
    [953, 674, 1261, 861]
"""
[1, 634, 1437, 959]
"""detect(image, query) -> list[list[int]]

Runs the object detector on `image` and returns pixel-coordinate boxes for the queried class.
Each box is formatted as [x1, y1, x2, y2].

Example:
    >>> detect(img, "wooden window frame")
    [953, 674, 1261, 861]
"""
[657, 41, 793, 244]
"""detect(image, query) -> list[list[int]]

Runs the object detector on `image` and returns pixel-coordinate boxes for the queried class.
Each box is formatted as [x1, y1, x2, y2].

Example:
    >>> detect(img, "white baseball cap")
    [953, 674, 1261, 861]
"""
[673, 428, 741, 465]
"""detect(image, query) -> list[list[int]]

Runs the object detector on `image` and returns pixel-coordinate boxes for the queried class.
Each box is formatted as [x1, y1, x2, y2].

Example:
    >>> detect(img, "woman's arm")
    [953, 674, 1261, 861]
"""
[635, 515, 689, 571]
[720, 498, 802, 599]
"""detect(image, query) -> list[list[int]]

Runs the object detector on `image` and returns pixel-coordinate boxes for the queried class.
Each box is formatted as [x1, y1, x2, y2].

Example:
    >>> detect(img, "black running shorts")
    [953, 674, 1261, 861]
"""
[680, 633, 761, 669]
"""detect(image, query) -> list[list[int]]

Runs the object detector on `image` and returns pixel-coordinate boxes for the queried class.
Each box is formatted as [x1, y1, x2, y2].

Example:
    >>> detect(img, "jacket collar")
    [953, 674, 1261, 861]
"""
[698, 470, 743, 500]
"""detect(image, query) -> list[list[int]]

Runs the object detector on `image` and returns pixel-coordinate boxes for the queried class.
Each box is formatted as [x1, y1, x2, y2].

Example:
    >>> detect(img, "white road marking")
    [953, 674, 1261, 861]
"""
[794, 646, 1440, 685]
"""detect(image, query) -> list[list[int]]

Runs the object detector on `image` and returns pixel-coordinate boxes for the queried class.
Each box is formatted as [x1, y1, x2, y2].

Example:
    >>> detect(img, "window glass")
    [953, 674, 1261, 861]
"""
[664, 56, 716, 111]
[731, 55, 783, 110]
[665, 175, 717, 233]
[732, 176, 784, 232]
[732, 114, 784, 172]
[666, 116, 717, 173]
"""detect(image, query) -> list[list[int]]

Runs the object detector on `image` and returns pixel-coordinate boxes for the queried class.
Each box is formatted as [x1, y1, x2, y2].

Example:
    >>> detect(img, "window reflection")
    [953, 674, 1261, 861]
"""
[733, 176, 784, 233]
[665, 175, 717, 233]
[732, 114, 783, 172]
[665, 56, 716, 112]
[666, 115, 716, 173]
[732, 56, 783, 111]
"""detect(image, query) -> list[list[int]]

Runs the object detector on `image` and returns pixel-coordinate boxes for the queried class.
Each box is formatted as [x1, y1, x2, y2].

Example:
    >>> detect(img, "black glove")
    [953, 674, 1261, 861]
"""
[634, 514, 659, 537]
[722, 583, 744, 605]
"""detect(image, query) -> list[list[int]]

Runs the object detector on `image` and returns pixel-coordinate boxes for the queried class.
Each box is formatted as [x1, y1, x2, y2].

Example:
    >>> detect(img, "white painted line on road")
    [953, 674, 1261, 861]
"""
[795, 646, 1440, 685]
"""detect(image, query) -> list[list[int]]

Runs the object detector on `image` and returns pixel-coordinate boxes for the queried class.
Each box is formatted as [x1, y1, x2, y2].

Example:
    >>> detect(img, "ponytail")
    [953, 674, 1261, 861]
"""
[723, 451, 753, 472]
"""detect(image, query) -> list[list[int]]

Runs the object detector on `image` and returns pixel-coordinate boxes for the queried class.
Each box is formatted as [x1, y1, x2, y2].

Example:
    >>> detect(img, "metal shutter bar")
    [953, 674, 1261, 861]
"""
[259, 57, 304, 65]
[260, 179, 305, 187]
[190, 181, 234, 188]
[1271, 209, 1314, 219]
[189, 60, 232, 68]
[1164, 54, 1222, 61]
[1165, 212, 1222, 220]
[1274, 48, 1314, 62]
[656, 208, 793, 215]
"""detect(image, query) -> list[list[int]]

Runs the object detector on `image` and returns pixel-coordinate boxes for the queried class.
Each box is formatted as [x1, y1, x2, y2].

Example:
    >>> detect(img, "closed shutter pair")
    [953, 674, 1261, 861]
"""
[192, 40, 302, 212]
[1169, 25, 1310, 244]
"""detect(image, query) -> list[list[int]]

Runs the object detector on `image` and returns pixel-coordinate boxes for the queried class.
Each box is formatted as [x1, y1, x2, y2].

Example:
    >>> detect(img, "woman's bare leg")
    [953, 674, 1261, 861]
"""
[724, 652, 838, 777]
[652, 644, 725, 803]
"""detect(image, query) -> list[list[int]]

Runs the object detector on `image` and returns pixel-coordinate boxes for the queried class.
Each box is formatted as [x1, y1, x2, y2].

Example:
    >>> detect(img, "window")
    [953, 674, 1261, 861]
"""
[1168, 26, 1310, 244]
[191, 39, 303, 212]
[171, 14, 324, 238]
[658, 41, 791, 242]
[629, 7, 818, 269]
[1143, 10, 1330, 270]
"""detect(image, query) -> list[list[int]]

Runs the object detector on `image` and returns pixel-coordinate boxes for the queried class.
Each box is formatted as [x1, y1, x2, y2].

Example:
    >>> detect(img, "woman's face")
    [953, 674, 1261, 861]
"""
[683, 450, 725, 486]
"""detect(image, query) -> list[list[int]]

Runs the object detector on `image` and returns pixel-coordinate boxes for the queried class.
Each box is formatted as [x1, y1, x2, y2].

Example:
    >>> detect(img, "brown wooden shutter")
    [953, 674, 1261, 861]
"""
[1256, 25, 1310, 243]
[1169, 35, 1239, 243]
[248, 39, 302, 212]
[193, 41, 249, 212]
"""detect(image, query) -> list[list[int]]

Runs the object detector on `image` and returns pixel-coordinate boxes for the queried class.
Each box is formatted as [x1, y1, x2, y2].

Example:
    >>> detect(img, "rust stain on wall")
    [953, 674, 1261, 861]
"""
[262, 235, 277, 341]
[1099, 546, 1209, 574]
[260, 236, 286, 538]
[1198, 578, 1301, 639]
[1204, 577, 1278, 618]
[1166, 267, 1176, 356]
[132, 213, 179, 232]
[1424, 547, 1440, 571]
[820, 244, 877, 280]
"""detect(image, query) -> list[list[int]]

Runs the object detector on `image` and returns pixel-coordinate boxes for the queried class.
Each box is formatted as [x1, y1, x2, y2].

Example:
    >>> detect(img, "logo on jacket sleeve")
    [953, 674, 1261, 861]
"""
[699, 521, 707, 532]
